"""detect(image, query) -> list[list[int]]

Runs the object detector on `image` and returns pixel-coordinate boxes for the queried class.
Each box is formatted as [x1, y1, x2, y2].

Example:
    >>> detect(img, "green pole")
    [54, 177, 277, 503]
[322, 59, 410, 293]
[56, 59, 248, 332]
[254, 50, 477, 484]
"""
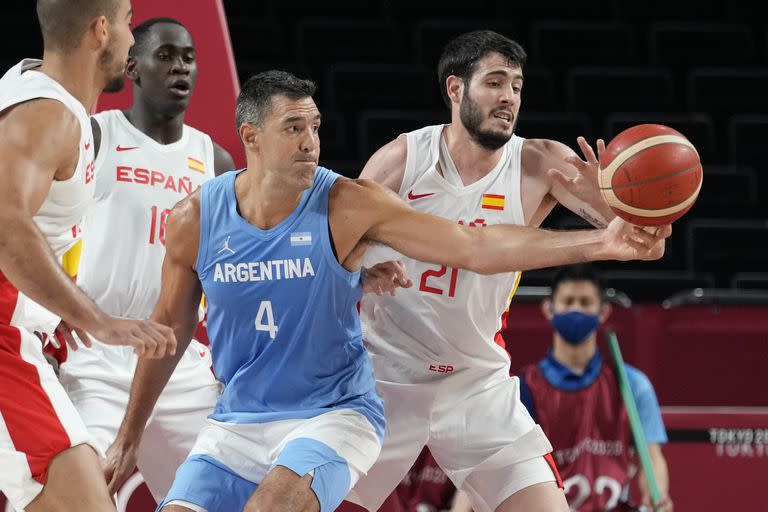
[606, 329, 662, 509]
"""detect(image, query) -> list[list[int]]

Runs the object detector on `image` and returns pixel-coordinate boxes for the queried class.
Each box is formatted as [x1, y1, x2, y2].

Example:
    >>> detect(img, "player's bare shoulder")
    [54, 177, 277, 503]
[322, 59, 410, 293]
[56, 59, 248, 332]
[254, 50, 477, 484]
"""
[359, 134, 408, 192]
[165, 189, 202, 264]
[0, 99, 80, 178]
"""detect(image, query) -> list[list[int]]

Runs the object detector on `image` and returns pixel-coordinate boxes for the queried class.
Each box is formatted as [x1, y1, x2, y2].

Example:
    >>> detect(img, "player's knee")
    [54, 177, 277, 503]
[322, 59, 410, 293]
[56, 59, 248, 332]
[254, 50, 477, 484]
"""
[243, 493, 280, 512]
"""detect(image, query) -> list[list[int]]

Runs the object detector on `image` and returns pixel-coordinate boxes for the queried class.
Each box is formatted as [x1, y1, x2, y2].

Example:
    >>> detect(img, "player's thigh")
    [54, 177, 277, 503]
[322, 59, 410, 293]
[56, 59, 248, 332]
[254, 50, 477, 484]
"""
[58, 341, 135, 454]
[346, 381, 431, 511]
[429, 374, 550, 473]
[158, 455, 256, 512]
[244, 465, 317, 512]
[26, 444, 115, 512]
[0, 328, 99, 510]
[268, 409, 383, 512]
[461, 456, 564, 512]
[429, 374, 555, 511]
[494, 481, 568, 512]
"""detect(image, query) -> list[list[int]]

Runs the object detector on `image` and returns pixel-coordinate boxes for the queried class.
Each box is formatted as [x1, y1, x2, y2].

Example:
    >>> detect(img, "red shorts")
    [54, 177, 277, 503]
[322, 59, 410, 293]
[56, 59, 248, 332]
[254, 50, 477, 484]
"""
[0, 324, 93, 509]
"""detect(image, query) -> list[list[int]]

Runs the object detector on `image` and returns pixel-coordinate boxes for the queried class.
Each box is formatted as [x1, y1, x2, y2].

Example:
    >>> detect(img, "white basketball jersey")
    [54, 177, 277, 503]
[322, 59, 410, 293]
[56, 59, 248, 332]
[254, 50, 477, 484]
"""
[76, 110, 215, 319]
[361, 125, 526, 381]
[0, 59, 95, 332]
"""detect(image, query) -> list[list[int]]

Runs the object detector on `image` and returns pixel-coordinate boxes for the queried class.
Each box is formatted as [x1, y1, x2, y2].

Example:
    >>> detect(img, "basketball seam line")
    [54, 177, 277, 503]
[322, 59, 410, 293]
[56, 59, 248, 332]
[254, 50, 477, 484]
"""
[599, 163, 702, 191]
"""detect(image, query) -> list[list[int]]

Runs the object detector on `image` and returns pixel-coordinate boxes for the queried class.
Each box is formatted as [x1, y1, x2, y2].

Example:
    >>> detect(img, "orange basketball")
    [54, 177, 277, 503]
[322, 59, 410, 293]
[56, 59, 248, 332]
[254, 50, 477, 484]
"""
[598, 124, 703, 226]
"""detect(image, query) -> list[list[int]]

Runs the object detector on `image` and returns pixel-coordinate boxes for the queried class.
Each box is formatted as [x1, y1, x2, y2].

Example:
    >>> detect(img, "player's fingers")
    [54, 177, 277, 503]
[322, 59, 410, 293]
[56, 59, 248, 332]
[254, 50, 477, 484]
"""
[148, 321, 176, 357]
[56, 324, 79, 351]
[48, 331, 61, 350]
[577, 136, 598, 164]
[141, 321, 170, 358]
[73, 327, 93, 348]
[130, 336, 147, 358]
[596, 138, 606, 160]
[632, 226, 665, 246]
[563, 154, 586, 171]
[623, 234, 651, 254]
[547, 168, 574, 187]
[654, 223, 672, 239]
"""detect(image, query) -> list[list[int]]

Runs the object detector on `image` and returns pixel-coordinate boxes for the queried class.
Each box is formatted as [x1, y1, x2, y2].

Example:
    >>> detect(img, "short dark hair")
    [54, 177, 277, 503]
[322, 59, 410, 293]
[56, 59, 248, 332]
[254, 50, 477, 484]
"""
[129, 17, 189, 57]
[551, 264, 604, 299]
[437, 30, 527, 108]
[235, 70, 316, 130]
[37, 0, 120, 51]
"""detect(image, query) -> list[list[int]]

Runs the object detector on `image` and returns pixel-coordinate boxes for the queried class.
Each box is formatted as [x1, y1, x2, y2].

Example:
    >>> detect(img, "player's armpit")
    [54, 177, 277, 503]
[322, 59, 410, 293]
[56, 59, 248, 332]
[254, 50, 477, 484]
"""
[358, 134, 408, 193]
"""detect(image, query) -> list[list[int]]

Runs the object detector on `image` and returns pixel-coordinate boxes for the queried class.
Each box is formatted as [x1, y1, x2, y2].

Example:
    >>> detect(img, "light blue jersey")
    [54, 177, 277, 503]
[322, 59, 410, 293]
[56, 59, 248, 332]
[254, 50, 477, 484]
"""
[195, 166, 385, 439]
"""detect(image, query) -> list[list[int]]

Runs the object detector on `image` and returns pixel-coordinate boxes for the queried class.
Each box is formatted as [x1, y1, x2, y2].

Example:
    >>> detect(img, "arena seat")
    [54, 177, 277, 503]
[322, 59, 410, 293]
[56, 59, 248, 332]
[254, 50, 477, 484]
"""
[728, 115, 768, 176]
[325, 63, 434, 111]
[515, 112, 592, 149]
[411, 19, 520, 66]
[731, 272, 768, 290]
[688, 68, 768, 114]
[531, 21, 637, 67]
[567, 67, 676, 113]
[686, 219, 768, 283]
[604, 112, 718, 162]
[649, 22, 755, 67]
[357, 110, 448, 160]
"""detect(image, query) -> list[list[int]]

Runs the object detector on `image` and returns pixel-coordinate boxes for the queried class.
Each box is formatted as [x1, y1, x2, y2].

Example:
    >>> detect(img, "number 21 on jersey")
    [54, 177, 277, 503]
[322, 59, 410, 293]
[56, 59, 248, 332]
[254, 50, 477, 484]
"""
[418, 218, 486, 298]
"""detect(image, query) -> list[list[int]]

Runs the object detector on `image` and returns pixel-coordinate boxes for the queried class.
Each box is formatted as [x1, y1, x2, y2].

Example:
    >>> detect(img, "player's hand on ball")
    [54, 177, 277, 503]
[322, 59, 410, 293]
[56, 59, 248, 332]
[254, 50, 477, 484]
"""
[362, 260, 413, 296]
[91, 316, 177, 358]
[603, 217, 672, 261]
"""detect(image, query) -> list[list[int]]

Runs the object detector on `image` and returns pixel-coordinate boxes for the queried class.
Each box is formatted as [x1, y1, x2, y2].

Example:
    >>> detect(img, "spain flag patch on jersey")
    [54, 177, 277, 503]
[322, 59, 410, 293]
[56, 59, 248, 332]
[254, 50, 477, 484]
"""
[481, 193, 505, 210]
[188, 157, 206, 174]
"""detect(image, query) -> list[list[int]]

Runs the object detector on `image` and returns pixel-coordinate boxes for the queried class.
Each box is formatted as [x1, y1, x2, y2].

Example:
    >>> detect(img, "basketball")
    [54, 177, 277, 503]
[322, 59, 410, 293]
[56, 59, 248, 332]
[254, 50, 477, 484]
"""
[598, 124, 703, 226]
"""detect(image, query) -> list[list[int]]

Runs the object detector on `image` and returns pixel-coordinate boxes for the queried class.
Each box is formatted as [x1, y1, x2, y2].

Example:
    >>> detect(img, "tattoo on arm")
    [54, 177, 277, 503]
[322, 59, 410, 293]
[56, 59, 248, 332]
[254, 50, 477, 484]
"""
[579, 208, 608, 228]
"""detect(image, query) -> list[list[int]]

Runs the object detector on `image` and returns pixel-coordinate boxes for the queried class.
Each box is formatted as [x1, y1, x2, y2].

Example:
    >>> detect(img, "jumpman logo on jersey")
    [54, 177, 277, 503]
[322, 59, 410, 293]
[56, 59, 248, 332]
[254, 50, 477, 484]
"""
[217, 235, 235, 255]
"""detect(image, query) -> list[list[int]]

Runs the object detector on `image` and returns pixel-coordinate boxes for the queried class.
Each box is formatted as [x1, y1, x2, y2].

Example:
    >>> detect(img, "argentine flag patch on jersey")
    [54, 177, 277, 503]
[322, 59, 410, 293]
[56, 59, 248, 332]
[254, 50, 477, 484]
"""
[290, 232, 312, 246]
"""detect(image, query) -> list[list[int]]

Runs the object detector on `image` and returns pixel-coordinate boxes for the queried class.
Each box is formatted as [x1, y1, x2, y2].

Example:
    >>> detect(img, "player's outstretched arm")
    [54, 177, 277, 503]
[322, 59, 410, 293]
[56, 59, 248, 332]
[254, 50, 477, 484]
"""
[105, 192, 204, 493]
[0, 100, 175, 356]
[529, 137, 616, 228]
[350, 179, 670, 274]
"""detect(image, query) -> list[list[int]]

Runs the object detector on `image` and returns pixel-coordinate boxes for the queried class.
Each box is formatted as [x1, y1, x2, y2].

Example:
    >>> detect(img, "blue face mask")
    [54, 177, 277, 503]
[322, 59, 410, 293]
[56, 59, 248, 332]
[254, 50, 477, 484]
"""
[550, 310, 600, 345]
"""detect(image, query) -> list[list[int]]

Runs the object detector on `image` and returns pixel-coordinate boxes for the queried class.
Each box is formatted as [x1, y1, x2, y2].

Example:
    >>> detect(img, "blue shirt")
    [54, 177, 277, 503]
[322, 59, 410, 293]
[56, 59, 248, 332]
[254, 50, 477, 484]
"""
[519, 350, 667, 444]
[195, 167, 385, 439]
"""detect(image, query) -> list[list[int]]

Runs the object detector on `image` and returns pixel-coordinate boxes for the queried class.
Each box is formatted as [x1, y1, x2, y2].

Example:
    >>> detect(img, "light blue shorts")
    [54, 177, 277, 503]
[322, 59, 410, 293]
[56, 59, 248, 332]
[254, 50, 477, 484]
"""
[158, 409, 381, 512]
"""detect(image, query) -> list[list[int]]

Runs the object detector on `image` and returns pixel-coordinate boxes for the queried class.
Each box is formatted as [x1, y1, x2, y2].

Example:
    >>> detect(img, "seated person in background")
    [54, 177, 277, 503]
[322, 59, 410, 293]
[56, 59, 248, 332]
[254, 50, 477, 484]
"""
[517, 264, 672, 512]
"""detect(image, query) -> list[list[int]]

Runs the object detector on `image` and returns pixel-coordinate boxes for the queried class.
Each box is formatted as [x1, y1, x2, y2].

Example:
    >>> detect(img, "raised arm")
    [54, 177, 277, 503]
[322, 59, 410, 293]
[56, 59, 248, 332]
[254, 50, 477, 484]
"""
[104, 192, 204, 492]
[530, 137, 616, 228]
[335, 178, 669, 275]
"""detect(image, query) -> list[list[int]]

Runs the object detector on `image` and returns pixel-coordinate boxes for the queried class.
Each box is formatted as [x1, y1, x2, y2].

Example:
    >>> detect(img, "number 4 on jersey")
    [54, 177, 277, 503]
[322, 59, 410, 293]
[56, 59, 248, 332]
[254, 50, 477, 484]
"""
[255, 300, 278, 339]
